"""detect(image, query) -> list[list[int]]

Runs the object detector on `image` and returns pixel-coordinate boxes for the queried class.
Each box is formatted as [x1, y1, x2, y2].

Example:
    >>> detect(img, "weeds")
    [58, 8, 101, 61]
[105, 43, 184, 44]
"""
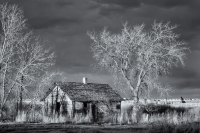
[72, 113, 91, 124]
[146, 122, 200, 133]
[15, 111, 26, 122]
[4, 101, 200, 133]
[9, 103, 200, 125]
[42, 114, 68, 123]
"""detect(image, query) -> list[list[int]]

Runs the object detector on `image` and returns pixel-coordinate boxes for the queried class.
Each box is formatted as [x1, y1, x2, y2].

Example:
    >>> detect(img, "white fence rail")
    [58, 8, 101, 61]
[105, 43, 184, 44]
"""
[170, 103, 200, 107]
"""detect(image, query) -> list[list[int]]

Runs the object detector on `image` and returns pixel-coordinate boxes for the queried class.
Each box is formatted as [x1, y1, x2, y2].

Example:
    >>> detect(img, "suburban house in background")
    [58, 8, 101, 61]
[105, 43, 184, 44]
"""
[41, 77, 123, 122]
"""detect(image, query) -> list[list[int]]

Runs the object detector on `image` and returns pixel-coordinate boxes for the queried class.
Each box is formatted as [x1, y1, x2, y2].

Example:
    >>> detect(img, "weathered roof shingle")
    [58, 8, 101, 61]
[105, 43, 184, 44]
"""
[42, 82, 123, 102]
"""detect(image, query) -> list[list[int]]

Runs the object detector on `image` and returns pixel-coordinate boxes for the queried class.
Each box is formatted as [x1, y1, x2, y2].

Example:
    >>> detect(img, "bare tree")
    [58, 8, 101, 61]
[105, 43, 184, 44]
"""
[36, 71, 68, 99]
[0, 3, 28, 117]
[17, 36, 55, 113]
[0, 4, 55, 118]
[88, 22, 188, 103]
[159, 84, 173, 103]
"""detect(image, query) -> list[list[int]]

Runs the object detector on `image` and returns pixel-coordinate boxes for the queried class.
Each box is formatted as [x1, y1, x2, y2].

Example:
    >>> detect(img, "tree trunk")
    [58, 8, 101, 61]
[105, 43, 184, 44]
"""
[121, 68, 142, 102]
[0, 94, 1, 119]
[122, 74, 139, 123]
[19, 75, 24, 114]
[131, 90, 139, 123]
[135, 70, 143, 103]
[19, 88, 22, 113]
[131, 75, 142, 123]
[17, 99, 18, 114]
[121, 68, 143, 123]
[0, 108, 2, 119]
[131, 70, 143, 123]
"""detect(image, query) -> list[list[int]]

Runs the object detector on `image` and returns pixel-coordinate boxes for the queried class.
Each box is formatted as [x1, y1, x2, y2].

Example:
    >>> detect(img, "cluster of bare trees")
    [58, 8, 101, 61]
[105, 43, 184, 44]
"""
[0, 4, 55, 118]
[88, 22, 188, 103]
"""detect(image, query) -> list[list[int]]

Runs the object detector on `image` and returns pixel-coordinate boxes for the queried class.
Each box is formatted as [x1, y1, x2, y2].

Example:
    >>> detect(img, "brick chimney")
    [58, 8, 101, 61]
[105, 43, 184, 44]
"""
[83, 77, 87, 84]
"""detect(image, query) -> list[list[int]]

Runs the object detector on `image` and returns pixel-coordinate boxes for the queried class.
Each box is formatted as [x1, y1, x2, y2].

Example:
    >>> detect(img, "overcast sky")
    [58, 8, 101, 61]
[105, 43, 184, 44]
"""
[2, 0, 200, 99]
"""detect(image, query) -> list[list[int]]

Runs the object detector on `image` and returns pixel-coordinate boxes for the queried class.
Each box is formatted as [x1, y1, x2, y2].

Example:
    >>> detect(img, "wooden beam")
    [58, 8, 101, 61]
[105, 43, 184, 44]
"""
[96, 101, 98, 121]
[120, 101, 121, 115]
[51, 93, 54, 114]
[72, 101, 75, 117]
[46, 100, 48, 115]
[87, 102, 91, 119]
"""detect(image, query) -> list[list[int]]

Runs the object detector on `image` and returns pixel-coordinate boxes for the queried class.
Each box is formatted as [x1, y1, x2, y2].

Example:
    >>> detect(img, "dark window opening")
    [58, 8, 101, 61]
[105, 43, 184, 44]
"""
[56, 102, 61, 113]
[116, 104, 121, 109]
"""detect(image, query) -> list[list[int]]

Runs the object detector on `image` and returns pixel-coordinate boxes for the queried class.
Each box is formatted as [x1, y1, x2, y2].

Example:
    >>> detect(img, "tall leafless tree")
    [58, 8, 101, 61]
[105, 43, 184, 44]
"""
[88, 22, 188, 121]
[159, 84, 173, 103]
[0, 4, 55, 118]
[36, 71, 68, 100]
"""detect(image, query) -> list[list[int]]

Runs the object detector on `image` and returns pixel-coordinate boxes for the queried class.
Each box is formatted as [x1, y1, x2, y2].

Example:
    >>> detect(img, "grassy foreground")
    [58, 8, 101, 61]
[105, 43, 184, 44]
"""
[1, 103, 200, 133]
[0, 123, 146, 133]
[1, 122, 200, 133]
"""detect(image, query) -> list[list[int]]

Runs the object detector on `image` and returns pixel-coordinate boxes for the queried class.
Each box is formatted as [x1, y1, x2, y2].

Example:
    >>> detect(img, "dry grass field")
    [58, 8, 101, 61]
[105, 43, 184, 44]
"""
[2, 100, 200, 133]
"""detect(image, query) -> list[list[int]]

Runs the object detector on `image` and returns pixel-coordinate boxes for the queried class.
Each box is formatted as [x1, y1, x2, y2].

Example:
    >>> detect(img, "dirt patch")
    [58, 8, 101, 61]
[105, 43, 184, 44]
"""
[0, 123, 147, 133]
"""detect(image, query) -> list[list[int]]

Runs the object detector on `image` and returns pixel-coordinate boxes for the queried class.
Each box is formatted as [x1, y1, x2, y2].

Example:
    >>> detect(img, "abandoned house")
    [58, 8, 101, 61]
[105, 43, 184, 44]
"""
[41, 77, 123, 122]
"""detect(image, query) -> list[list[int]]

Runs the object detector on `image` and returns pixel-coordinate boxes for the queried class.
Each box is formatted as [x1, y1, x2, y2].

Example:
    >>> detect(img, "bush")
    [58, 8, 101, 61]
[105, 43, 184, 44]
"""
[1, 100, 17, 122]
[102, 111, 120, 124]
[147, 122, 200, 133]
[143, 104, 189, 115]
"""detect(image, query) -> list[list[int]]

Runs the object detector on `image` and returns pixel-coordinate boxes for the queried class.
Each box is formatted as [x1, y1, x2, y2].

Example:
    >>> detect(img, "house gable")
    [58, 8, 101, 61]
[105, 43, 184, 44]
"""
[45, 86, 71, 103]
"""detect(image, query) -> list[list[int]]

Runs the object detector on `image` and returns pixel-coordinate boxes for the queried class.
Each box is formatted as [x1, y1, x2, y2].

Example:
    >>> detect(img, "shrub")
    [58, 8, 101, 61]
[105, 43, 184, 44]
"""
[147, 122, 200, 133]
[143, 104, 189, 116]
[1, 100, 17, 122]
[102, 111, 120, 124]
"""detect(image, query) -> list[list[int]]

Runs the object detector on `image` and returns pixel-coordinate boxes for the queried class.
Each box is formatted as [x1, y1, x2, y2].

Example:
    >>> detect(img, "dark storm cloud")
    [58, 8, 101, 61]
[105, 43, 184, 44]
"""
[93, 0, 200, 29]
[1, 0, 200, 98]
[30, 18, 80, 29]
[166, 69, 200, 90]
[0, 0, 74, 7]
[94, 0, 141, 8]
[163, 50, 200, 90]
[170, 68, 198, 80]
[141, 0, 198, 8]
[94, 0, 198, 9]
[176, 79, 200, 89]
[92, 0, 140, 16]
[0, 0, 78, 30]
[92, 0, 200, 41]
[54, 0, 74, 7]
